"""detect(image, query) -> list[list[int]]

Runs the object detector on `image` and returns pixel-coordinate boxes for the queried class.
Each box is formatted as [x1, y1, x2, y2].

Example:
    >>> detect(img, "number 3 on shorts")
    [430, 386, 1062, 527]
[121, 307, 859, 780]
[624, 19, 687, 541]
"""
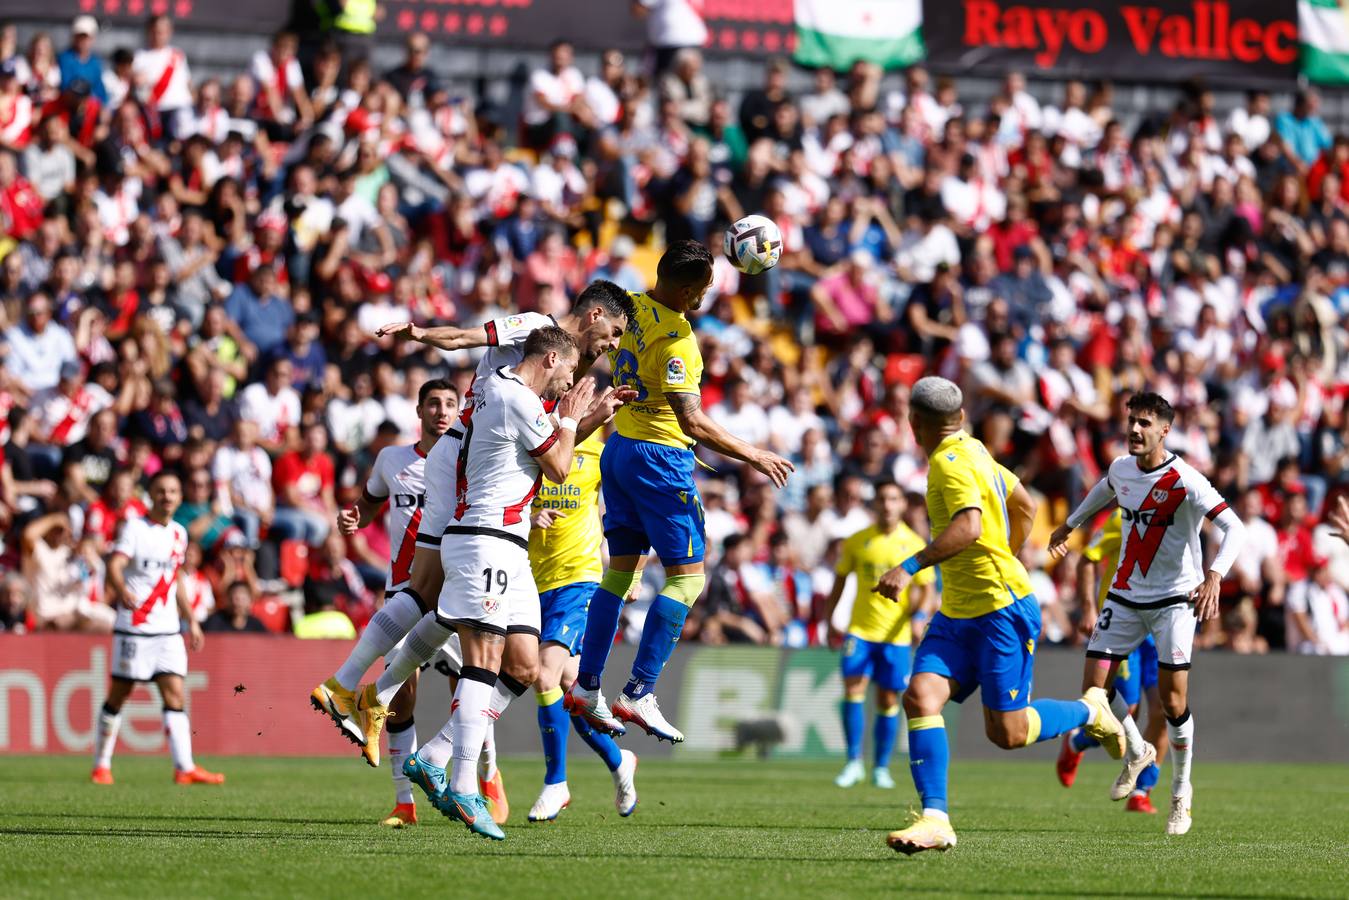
[482, 568, 508, 594]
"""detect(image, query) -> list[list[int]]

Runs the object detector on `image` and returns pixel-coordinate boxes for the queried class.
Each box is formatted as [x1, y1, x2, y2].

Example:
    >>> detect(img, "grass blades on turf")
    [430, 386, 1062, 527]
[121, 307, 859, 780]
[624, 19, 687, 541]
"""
[1, 756, 1345, 899]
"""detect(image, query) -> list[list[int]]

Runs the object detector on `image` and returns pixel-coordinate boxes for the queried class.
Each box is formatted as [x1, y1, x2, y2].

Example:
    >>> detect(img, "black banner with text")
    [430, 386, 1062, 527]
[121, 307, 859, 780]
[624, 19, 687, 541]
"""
[0, 2, 794, 55]
[922, 0, 1299, 86]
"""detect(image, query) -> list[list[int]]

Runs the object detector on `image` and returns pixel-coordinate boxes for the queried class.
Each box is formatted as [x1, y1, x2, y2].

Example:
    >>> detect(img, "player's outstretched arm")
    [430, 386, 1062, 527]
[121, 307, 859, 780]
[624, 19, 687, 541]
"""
[374, 322, 489, 352]
[875, 508, 982, 601]
[667, 391, 794, 488]
[1049, 476, 1117, 558]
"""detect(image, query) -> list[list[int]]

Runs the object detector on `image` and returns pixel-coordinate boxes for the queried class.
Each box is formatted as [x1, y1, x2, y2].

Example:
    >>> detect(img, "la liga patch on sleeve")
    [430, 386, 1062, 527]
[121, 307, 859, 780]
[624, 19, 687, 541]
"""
[666, 358, 686, 385]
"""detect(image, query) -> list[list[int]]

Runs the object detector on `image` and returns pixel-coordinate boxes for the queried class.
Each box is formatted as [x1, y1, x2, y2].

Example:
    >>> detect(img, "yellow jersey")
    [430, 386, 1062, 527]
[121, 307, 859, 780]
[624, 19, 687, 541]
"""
[529, 432, 605, 593]
[1082, 508, 1123, 609]
[924, 431, 1034, 618]
[837, 523, 934, 645]
[608, 291, 702, 450]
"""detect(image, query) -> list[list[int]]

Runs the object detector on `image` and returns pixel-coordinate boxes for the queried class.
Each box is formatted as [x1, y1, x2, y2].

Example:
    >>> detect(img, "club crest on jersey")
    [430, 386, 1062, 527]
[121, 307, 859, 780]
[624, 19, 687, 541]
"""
[1151, 488, 1169, 503]
[483, 595, 500, 614]
[666, 358, 686, 385]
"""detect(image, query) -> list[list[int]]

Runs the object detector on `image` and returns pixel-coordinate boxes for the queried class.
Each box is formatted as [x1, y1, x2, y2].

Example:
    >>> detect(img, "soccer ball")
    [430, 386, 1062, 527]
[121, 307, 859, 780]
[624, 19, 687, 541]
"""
[723, 214, 783, 275]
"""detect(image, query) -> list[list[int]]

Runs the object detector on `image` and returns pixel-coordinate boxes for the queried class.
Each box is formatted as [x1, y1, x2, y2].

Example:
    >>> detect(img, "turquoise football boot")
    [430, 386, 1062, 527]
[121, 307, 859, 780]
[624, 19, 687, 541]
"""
[434, 791, 506, 841]
[403, 751, 447, 804]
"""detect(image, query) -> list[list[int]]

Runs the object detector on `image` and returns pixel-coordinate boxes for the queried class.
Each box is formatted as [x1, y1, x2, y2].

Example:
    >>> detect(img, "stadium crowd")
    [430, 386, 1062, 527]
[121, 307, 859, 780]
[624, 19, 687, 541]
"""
[0, 14, 1345, 657]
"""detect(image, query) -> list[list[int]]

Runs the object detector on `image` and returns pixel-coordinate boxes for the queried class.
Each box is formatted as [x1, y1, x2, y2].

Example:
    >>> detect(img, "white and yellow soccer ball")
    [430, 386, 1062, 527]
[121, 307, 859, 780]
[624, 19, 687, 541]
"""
[723, 214, 783, 275]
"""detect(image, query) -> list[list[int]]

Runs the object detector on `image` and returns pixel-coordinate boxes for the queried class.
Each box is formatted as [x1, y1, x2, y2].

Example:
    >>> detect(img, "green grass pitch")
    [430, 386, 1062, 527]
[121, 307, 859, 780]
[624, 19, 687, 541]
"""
[2, 755, 1345, 898]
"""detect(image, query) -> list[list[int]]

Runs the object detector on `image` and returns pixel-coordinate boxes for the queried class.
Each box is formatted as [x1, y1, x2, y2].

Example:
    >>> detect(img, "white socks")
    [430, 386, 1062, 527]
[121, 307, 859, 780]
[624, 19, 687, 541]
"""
[448, 674, 496, 795]
[164, 709, 195, 772]
[420, 726, 454, 769]
[94, 704, 121, 769]
[478, 675, 525, 781]
[387, 719, 418, 805]
[375, 616, 453, 706]
[1168, 709, 1194, 792]
[1110, 689, 1146, 761]
[335, 593, 426, 691]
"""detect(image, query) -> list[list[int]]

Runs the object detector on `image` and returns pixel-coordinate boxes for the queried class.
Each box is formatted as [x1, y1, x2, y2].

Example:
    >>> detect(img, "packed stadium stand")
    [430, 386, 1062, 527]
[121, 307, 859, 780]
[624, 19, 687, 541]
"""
[0, 7, 1346, 663]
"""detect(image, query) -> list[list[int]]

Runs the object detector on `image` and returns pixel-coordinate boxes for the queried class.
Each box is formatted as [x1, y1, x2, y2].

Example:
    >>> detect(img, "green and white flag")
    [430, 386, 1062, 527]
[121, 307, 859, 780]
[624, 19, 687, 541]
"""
[1301, 0, 1349, 85]
[794, 0, 924, 71]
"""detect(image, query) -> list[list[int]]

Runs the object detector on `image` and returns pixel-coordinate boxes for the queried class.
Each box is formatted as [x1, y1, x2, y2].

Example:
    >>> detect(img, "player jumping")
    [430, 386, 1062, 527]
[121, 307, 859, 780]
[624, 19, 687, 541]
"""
[1049, 391, 1245, 836]
[92, 472, 224, 786]
[527, 429, 639, 821]
[568, 240, 794, 743]
[875, 377, 1123, 855]
[309, 282, 632, 802]
[825, 481, 936, 790]
[1055, 507, 1168, 815]
[387, 327, 612, 840]
[326, 379, 459, 828]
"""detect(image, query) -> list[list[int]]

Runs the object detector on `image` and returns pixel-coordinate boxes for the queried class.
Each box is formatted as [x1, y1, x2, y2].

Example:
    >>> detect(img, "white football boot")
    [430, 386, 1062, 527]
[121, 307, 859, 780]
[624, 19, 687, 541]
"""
[612, 749, 639, 817]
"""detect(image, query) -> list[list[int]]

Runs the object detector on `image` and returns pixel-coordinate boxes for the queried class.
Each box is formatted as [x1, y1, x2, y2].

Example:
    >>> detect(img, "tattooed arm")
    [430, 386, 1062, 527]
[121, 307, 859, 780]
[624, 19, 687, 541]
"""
[666, 392, 794, 488]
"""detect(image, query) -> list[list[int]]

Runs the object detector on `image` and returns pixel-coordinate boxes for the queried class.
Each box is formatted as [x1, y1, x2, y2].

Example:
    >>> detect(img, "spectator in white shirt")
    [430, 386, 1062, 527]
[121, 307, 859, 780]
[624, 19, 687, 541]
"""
[21, 115, 76, 202]
[1228, 488, 1279, 598]
[251, 30, 311, 135]
[4, 291, 76, 394]
[768, 385, 825, 456]
[818, 475, 873, 542]
[1225, 89, 1271, 151]
[584, 49, 626, 129]
[326, 369, 386, 455]
[238, 356, 301, 453]
[31, 359, 112, 446]
[800, 67, 850, 129]
[212, 418, 274, 548]
[1287, 564, 1349, 655]
[522, 39, 585, 150]
[709, 377, 770, 467]
[636, 0, 709, 74]
[134, 15, 194, 140]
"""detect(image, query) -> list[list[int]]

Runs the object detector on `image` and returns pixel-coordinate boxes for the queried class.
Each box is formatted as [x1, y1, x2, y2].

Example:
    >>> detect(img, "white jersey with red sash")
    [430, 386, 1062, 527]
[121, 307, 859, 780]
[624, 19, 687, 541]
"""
[112, 517, 189, 636]
[364, 442, 429, 593]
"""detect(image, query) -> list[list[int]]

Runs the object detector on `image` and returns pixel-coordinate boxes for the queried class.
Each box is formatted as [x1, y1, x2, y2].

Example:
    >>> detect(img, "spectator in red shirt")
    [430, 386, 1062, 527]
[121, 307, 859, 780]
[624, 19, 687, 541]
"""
[0, 147, 43, 240]
[270, 420, 335, 547]
[83, 468, 147, 552]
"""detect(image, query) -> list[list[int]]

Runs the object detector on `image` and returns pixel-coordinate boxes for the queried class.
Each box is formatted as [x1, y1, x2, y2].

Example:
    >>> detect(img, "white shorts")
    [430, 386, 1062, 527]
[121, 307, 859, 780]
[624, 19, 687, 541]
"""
[437, 532, 540, 637]
[389, 629, 464, 679]
[1086, 599, 1197, 670]
[112, 632, 188, 682]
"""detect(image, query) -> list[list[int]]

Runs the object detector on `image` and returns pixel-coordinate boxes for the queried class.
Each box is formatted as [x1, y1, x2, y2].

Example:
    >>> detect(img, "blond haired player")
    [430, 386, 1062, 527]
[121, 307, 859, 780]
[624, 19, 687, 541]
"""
[92, 472, 224, 786]
[526, 430, 639, 822]
[876, 377, 1122, 855]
